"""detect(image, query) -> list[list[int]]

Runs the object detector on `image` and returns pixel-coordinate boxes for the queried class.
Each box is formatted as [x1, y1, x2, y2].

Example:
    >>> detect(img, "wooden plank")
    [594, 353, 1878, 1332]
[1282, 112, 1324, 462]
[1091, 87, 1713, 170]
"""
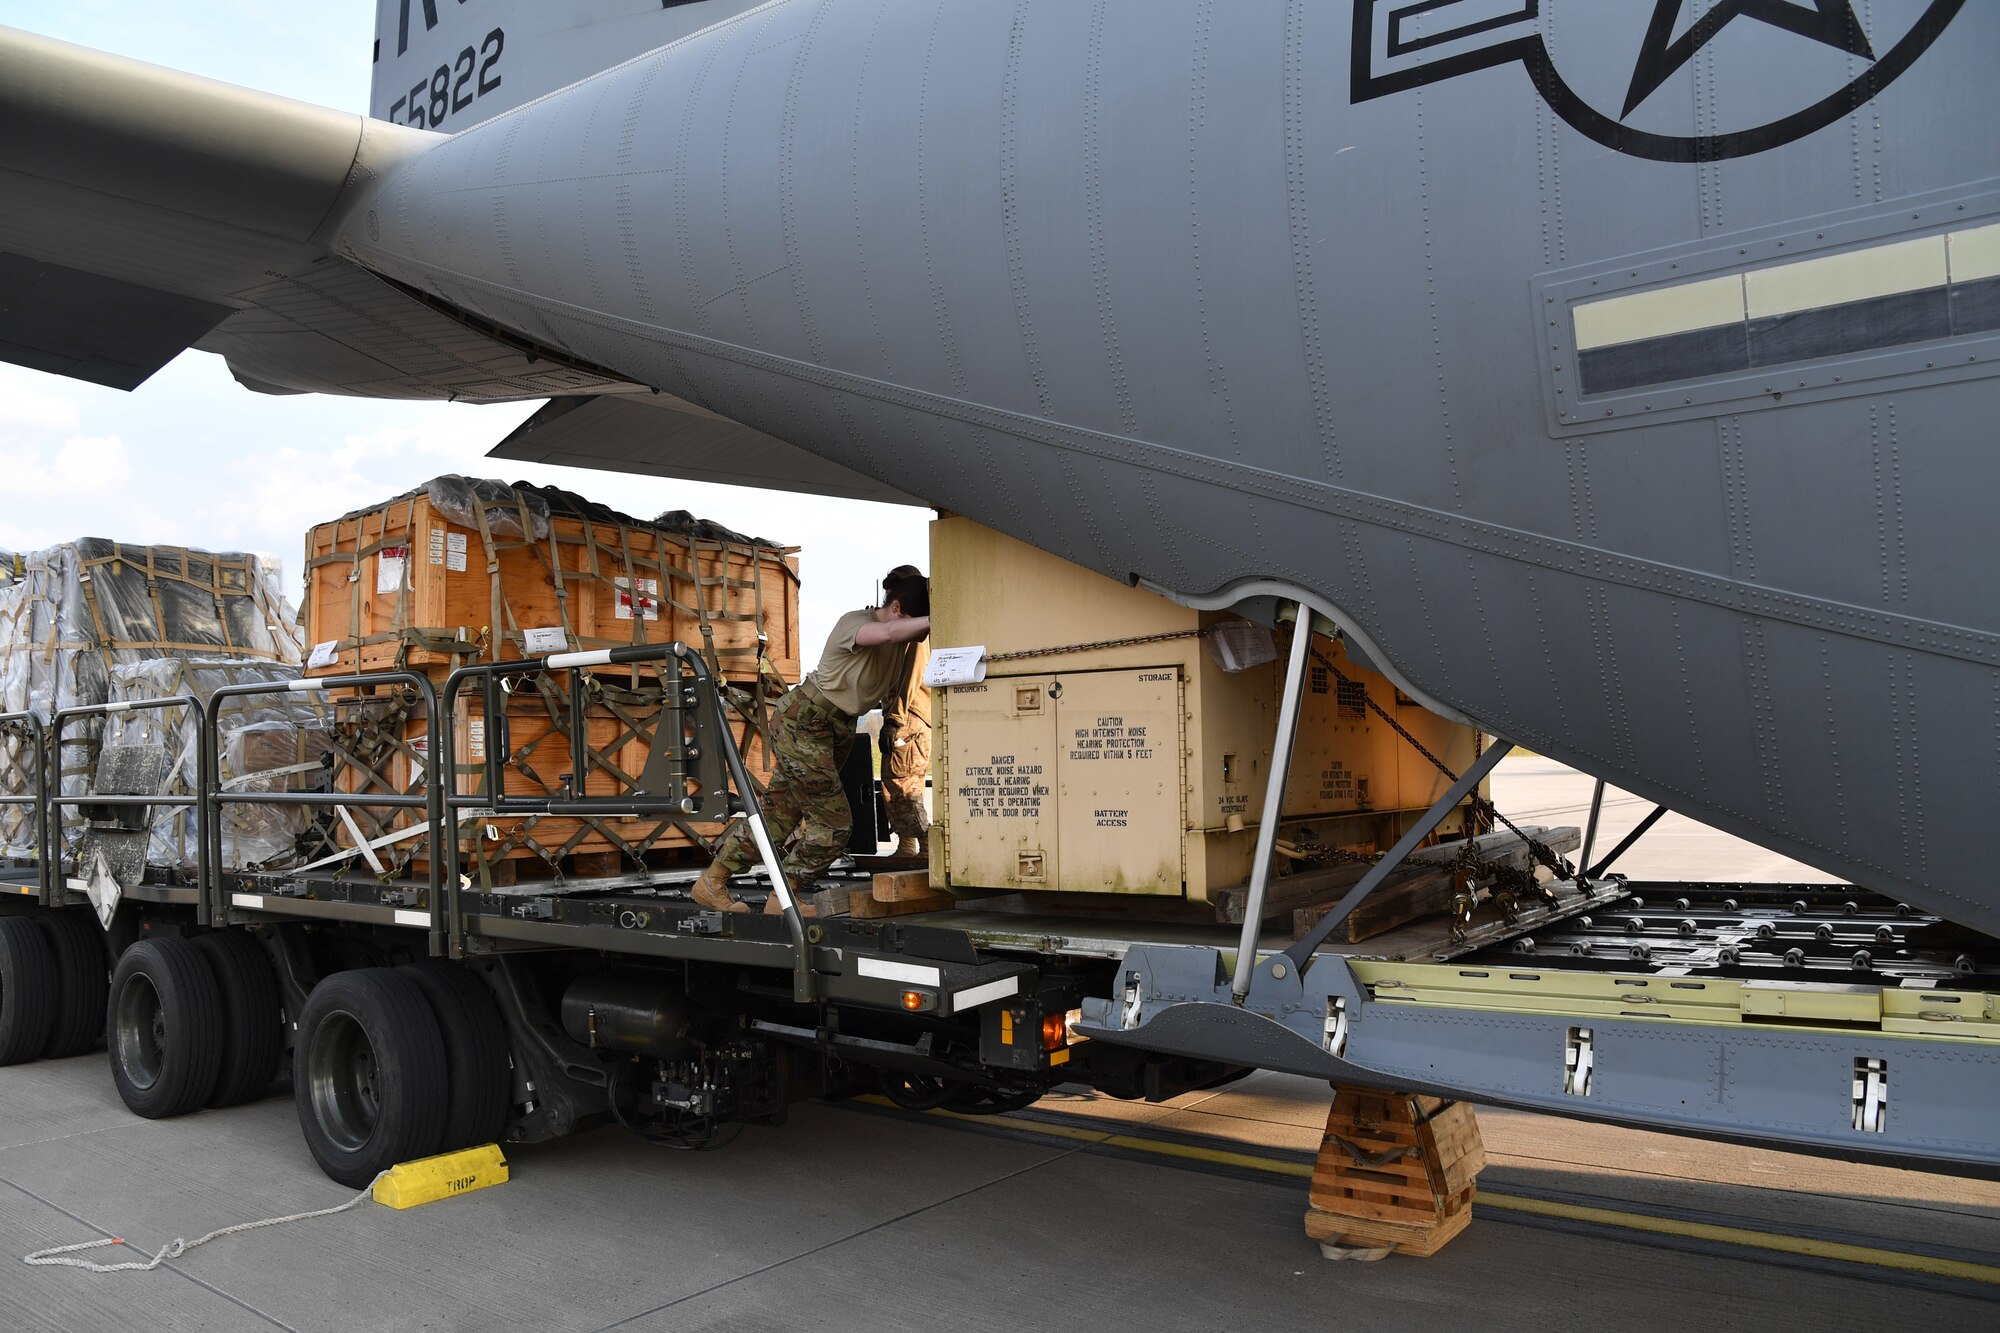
[1307, 1202, 1473, 1257]
[873, 869, 938, 902]
[569, 850, 622, 880]
[849, 887, 955, 918]
[807, 884, 855, 918]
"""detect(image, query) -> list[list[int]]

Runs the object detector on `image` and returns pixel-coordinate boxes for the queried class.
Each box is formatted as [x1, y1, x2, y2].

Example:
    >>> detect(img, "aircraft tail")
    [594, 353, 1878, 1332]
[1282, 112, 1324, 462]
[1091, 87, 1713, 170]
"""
[368, 0, 765, 132]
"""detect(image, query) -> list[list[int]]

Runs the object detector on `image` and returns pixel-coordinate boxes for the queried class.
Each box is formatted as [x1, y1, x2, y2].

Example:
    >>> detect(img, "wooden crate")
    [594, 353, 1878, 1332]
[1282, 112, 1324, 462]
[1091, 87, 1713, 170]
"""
[301, 485, 800, 682]
[1303, 1090, 1485, 1259]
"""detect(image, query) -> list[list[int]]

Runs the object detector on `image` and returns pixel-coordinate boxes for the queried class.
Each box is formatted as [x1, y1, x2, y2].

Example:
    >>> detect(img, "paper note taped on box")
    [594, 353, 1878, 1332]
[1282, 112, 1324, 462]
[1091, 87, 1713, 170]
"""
[925, 645, 988, 688]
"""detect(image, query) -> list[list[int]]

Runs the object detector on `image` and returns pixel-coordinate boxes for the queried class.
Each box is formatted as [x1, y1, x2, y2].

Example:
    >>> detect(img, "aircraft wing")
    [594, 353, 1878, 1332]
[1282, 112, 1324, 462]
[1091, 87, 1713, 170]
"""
[487, 395, 927, 507]
[0, 25, 632, 402]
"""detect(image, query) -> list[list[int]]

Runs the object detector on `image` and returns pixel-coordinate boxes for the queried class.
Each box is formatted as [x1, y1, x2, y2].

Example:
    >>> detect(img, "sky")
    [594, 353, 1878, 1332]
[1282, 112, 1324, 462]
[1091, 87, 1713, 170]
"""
[0, 1, 933, 660]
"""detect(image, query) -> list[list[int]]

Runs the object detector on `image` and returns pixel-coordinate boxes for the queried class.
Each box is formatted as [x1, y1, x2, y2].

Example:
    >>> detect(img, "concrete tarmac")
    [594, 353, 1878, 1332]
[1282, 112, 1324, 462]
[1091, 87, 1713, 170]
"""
[0, 758, 1992, 1332]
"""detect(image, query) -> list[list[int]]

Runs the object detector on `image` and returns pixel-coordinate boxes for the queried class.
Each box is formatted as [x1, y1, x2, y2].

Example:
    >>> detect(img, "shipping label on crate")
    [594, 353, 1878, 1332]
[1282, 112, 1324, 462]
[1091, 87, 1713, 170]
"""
[446, 532, 468, 573]
[428, 528, 445, 566]
[376, 546, 409, 594]
[307, 640, 338, 669]
[615, 576, 660, 621]
[523, 626, 569, 655]
[467, 719, 485, 760]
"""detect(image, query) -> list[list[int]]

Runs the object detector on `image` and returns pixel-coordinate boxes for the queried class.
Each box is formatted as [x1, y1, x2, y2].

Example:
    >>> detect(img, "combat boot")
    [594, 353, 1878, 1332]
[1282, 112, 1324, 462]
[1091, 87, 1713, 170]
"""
[689, 863, 748, 913]
[764, 891, 820, 918]
[894, 835, 921, 858]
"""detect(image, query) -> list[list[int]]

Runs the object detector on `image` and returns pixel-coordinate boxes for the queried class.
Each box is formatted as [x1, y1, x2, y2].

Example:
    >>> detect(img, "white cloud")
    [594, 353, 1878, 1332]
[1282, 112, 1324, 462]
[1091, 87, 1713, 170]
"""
[50, 435, 131, 491]
[0, 375, 82, 433]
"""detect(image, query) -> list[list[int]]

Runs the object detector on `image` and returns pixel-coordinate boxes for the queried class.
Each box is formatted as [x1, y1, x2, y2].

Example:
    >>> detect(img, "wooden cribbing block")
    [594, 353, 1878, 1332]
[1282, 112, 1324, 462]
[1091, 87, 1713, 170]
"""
[807, 884, 855, 917]
[873, 869, 938, 903]
[1292, 867, 1454, 944]
[849, 886, 954, 918]
[1304, 1089, 1484, 1260]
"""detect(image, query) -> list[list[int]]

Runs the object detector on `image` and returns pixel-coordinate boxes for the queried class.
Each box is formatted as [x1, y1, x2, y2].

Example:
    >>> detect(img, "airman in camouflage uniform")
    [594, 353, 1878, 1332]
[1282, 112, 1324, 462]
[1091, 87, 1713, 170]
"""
[692, 565, 931, 913]
[705, 686, 855, 886]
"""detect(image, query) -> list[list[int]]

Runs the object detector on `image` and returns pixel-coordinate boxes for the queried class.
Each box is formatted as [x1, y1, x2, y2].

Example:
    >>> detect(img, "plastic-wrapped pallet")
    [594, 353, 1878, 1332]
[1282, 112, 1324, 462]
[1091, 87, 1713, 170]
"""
[0, 540, 302, 867]
[102, 659, 330, 871]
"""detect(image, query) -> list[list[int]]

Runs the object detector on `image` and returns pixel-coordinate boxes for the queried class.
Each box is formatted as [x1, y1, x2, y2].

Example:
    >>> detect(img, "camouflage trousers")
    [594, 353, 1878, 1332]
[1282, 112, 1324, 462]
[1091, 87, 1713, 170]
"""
[711, 687, 854, 880]
[880, 724, 930, 839]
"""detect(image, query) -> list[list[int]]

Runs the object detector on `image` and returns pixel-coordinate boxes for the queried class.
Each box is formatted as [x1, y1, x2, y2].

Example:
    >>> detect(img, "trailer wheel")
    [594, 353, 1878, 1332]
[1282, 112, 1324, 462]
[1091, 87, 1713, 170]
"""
[108, 936, 223, 1117]
[294, 969, 448, 1187]
[39, 909, 108, 1059]
[0, 915, 57, 1065]
[396, 960, 511, 1151]
[192, 932, 282, 1107]
[880, 1071, 954, 1111]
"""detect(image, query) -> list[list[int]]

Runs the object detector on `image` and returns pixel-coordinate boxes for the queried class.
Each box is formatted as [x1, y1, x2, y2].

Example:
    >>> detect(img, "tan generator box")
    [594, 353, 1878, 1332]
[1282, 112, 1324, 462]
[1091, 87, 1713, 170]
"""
[931, 518, 1482, 903]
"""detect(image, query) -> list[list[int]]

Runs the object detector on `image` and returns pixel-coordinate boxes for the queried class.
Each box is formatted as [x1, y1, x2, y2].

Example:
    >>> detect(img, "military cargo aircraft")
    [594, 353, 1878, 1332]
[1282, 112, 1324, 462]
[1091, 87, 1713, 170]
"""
[2, 0, 1996, 952]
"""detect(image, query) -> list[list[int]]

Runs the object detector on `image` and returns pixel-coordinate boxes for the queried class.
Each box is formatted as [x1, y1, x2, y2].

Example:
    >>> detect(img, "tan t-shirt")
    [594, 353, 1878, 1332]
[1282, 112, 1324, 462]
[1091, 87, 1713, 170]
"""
[807, 608, 914, 717]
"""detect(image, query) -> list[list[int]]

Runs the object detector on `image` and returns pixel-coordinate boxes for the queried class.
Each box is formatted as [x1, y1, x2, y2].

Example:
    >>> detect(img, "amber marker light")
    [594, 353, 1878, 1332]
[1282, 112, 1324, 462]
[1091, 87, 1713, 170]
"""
[902, 991, 927, 1011]
[1041, 1013, 1067, 1050]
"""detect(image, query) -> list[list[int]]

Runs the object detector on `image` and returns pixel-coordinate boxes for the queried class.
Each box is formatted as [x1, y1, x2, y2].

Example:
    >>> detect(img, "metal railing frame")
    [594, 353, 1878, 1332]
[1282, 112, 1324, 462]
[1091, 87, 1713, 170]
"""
[50, 697, 206, 921]
[7, 654, 808, 996]
[202, 671, 443, 948]
[439, 644, 813, 999]
[0, 711, 51, 901]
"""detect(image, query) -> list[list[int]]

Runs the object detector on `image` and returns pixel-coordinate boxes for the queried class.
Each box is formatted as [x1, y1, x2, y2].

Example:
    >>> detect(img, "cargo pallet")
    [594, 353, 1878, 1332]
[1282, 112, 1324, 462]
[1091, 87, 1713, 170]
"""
[1, 635, 1998, 1253]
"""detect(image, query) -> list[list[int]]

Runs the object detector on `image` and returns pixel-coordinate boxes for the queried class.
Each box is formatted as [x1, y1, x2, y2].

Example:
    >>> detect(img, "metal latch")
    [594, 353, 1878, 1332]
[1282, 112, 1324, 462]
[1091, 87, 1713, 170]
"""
[1852, 1057, 1888, 1133]
[1564, 1026, 1594, 1097]
[1120, 971, 1144, 1029]
[511, 898, 558, 921]
[1323, 996, 1350, 1057]
[677, 913, 722, 936]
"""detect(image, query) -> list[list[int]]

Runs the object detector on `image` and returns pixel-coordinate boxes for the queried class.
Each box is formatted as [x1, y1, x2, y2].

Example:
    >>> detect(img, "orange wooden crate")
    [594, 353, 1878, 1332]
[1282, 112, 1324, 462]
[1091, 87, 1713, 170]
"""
[303, 482, 796, 872]
[300, 487, 800, 683]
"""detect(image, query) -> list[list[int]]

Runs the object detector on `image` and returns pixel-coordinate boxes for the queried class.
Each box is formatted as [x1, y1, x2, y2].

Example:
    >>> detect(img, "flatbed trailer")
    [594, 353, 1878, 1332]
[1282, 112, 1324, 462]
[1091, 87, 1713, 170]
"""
[1, 641, 1998, 1196]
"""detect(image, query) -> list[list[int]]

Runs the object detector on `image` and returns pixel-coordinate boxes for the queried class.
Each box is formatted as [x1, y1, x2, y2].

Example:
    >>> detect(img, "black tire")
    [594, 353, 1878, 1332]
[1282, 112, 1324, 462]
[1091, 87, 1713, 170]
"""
[107, 936, 224, 1118]
[880, 1070, 954, 1111]
[294, 969, 448, 1187]
[0, 915, 56, 1065]
[39, 909, 109, 1059]
[192, 932, 282, 1107]
[396, 960, 511, 1151]
[942, 1083, 1044, 1116]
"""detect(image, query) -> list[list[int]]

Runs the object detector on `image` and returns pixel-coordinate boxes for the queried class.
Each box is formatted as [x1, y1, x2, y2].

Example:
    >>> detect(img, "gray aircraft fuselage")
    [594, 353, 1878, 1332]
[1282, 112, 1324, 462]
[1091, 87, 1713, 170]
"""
[56, 4, 2000, 934]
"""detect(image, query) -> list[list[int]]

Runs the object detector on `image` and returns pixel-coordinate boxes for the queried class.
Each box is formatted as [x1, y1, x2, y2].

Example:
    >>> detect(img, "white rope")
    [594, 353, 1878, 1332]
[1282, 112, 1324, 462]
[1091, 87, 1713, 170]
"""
[22, 1171, 389, 1274]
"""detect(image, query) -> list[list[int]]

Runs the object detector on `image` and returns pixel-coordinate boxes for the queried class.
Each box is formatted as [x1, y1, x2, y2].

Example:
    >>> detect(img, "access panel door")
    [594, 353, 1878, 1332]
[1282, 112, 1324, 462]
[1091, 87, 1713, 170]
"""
[1054, 668, 1185, 895]
[940, 675, 1060, 890]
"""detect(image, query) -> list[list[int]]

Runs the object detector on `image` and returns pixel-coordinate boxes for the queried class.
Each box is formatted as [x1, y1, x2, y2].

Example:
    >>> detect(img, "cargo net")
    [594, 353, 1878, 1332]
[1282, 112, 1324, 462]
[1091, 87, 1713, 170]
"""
[305, 475, 798, 681]
[319, 662, 774, 887]
[0, 541, 304, 873]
